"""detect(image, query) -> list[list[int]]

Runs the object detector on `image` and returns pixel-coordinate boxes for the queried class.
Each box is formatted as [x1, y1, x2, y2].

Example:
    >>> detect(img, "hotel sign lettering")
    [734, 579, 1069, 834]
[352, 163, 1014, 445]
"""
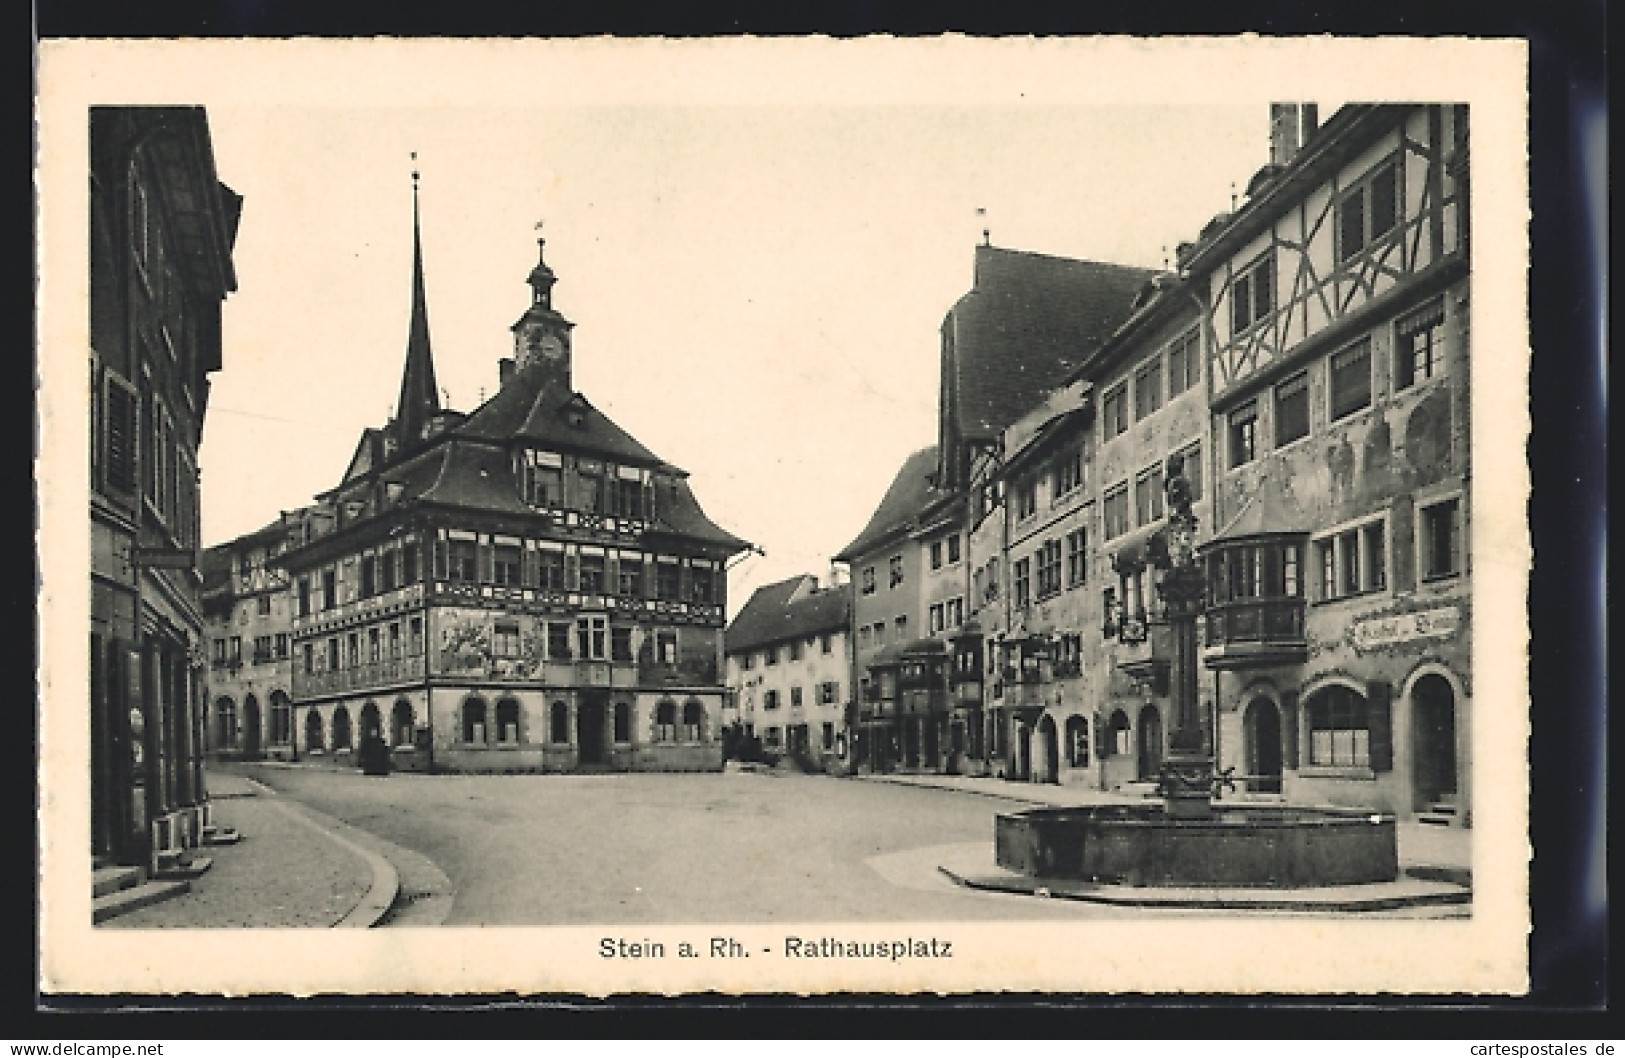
[1351, 606, 1461, 651]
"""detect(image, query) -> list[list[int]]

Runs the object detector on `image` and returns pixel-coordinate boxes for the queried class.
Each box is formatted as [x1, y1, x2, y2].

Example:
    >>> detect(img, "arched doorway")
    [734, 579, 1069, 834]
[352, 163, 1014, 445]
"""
[242, 695, 261, 758]
[391, 699, 415, 748]
[359, 702, 382, 742]
[1243, 697, 1283, 794]
[305, 709, 326, 752]
[1036, 715, 1060, 783]
[1136, 704, 1163, 780]
[214, 697, 237, 752]
[1411, 674, 1458, 810]
[331, 705, 353, 751]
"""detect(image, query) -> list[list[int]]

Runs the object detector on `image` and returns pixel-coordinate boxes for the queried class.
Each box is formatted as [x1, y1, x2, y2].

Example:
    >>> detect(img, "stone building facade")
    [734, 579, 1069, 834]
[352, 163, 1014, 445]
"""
[275, 188, 749, 774]
[950, 102, 1472, 824]
[200, 507, 330, 761]
[89, 106, 241, 873]
[722, 575, 852, 770]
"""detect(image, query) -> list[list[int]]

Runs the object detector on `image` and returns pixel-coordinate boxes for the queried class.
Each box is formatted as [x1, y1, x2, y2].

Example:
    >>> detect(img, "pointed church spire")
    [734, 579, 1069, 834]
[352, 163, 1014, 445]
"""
[395, 154, 441, 448]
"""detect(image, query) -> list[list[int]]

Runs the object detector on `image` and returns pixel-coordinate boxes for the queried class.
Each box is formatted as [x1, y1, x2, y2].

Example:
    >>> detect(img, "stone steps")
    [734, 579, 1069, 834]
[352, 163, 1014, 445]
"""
[93, 879, 191, 924]
[92, 865, 143, 899]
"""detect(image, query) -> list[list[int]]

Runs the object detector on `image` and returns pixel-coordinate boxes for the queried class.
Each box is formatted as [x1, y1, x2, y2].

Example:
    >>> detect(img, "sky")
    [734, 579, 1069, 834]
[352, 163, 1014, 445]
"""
[196, 98, 1282, 614]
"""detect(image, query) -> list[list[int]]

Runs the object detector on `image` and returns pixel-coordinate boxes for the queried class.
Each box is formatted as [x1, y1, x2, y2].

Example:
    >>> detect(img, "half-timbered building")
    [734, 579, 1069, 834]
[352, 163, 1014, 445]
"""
[1186, 103, 1472, 822]
[276, 186, 750, 773]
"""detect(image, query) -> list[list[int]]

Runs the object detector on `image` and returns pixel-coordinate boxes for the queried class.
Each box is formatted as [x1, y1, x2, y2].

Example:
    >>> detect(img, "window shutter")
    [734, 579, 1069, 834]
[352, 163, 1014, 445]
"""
[477, 540, 494, 583]
[1281, 690, 1300, 770]
[565, 549, 580, 592]
[1367, 681, 1394, 772]
[521, 543, 537, 588]
[105, 381, 137, 494]
[606, 553, 620, 593]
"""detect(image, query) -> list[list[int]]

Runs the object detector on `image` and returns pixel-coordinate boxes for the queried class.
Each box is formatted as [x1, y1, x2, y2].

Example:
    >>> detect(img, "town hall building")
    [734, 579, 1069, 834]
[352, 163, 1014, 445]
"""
[275, 178, 750, 773]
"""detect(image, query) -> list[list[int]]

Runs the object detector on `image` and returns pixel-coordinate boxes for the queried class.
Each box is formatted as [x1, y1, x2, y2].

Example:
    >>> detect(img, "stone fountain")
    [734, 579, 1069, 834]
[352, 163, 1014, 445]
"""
[993, 456, 1399, 889]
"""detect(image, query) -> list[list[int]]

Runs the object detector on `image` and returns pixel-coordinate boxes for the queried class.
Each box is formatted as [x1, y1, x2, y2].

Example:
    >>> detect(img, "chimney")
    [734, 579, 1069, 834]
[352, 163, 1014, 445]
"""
[1269, 103, 1320, 166]
[499, 357, 515, 387]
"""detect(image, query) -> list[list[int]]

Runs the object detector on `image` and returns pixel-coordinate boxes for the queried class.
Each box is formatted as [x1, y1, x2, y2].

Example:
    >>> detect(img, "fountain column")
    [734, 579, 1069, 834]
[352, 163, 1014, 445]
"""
[1155, 455, 1213, 820]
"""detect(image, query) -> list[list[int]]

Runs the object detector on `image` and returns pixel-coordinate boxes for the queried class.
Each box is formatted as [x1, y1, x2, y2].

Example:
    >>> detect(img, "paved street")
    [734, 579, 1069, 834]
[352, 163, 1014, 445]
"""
[240, 766, 1212, 925]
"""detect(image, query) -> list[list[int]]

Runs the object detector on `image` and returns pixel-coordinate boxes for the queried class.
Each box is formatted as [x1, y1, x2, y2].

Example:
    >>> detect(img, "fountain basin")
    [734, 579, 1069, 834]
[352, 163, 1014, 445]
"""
[994, 804, 1398, 888]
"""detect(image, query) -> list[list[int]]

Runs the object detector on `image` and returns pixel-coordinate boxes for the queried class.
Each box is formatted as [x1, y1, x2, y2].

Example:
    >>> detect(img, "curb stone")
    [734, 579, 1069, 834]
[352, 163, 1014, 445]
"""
[245, 777, 399, 928]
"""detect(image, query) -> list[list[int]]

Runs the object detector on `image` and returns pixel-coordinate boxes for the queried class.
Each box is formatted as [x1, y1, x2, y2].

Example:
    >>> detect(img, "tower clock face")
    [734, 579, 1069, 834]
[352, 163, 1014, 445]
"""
[538, 334, 564, 360]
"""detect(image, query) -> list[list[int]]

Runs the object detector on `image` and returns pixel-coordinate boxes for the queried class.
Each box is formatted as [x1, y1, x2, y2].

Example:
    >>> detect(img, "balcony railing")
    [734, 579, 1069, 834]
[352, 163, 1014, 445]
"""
[1201, 597, 1308, 669]
[293, 654, 425, 699]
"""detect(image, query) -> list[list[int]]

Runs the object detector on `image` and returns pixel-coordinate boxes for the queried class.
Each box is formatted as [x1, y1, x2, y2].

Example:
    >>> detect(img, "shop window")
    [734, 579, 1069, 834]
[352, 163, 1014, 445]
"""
[1274, 370, 1310, 445]
[613, 702, 631, 743]
[391, 700, 414, 747]
[331, 707, 352, 750]
[655, 700, 678, 741]
[682, 700, 704, 741]
[495, 699, 521, 744]
[822, 722, 835, 751]
[461, 698, 487, 744]
[1228, 401, 1258, 468]
[1066, 715, 1090, 768]
[1107, 711, 1131, 757]
[1420, 497, 1462, 580]
[1306, 685, 1369, 767]
[550, 701, 569, 744]
[1329, 339, 1373, 420]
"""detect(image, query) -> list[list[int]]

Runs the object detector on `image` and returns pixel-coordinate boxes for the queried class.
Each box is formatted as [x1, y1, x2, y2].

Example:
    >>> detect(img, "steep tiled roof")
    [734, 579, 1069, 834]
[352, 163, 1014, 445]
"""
[646, 475, 750, 552]
[455, 360, 663, 467]
[1209, 474, 1312, 543]
[948, 246, 1155, 441]
[725, 576, 851, 655]
[411, 439, 530, 514]
[833, 445, 946, 561]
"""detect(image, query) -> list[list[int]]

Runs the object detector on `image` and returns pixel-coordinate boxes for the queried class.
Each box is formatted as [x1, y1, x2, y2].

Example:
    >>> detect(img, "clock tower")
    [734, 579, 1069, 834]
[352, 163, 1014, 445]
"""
[510, 235, 575, 391]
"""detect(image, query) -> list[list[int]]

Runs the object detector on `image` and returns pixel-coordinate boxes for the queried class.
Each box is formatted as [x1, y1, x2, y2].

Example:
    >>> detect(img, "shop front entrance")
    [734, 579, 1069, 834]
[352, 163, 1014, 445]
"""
[577, 693, 608, 766]
[1244, 697, 1284, 794]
